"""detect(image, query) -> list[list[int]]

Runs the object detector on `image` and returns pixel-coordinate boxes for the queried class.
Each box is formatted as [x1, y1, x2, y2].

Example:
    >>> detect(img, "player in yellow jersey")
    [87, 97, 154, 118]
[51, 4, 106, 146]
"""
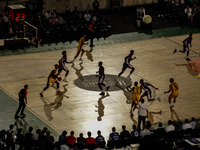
[40, 64, 61, 97]
[71, 34, 88, 65]
[127, 81, 141, 116]
[164, 78, 179, 111]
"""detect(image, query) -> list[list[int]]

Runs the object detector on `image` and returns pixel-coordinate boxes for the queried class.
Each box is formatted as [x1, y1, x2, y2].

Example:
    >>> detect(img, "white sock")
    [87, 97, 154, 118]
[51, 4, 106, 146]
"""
[170, 103, 173, 107]
[177, 50, 180, 52]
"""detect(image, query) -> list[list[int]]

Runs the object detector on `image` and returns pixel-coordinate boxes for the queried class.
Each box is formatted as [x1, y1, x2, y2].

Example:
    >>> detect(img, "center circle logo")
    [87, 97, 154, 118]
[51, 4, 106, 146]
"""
[74, 74, 132, 91]
[74, 74, 156, 99]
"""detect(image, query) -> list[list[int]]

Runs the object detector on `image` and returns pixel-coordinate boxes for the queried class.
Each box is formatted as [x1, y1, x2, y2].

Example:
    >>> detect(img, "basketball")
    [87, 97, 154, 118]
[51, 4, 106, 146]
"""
[58, 77, 62, 81]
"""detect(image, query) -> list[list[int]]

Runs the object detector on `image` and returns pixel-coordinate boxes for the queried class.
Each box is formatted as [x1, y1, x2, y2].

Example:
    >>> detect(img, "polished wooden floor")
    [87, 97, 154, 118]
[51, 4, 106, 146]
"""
[0, 33, 200, 140]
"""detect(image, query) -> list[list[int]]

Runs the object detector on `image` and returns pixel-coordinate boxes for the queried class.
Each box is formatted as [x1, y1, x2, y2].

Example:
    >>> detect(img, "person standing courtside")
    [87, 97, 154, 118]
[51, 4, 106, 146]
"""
[88, 21, 95, 47]
[14, 85, 28, 119]
[138, 98, 148, 131]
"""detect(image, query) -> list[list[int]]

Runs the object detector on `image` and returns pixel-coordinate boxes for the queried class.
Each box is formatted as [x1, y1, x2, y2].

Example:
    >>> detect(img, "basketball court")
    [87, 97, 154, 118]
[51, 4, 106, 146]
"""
[0, 32, 200, 140]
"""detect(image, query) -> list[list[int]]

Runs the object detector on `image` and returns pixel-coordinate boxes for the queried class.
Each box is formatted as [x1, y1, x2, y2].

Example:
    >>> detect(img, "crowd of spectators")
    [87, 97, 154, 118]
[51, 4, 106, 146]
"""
[0, 0, 111, 47]
[160, 0, 200, 25]
[0, 118, 200, 150]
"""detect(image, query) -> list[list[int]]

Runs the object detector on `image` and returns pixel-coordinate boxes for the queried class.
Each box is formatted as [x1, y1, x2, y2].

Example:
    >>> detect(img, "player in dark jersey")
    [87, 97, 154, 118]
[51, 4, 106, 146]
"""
[173, 33, 193, 61]
[14, 85, 28, 119]
[57, 51, 72, 82]
[139, 79, 161, 102]
[118, 50, 136, 80]
[96, 61, 110, 95]
[40, 64, 61, 97]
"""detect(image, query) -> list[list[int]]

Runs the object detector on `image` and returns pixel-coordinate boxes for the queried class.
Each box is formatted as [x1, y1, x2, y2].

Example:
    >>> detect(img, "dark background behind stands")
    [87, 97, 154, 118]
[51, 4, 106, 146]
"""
[0, 1, 200, 45]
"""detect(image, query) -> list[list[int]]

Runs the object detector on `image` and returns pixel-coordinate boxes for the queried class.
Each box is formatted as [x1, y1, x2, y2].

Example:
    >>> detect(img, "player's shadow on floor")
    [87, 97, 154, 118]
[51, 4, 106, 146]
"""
[147, 110, 162, 125]
[171, 109, 181, 123]
[171, 110, 183, 129]
[40, 84, 69, 121]
[130, 115, 138, 126]
[175, 63, 199, 77]
[122, 89, 132, 104]
[85, 47, 93, 61]
[71, 62, 84, 81]
[52, 84, 69, 104]
[95, 93, 110, 121]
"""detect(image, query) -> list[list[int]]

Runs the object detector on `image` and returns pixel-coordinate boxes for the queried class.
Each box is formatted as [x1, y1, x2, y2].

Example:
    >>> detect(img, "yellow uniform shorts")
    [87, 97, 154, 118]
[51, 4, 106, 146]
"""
[48, 77, 56, 85]
[169, 91, 179, 99]
[132, 94, 140, 104]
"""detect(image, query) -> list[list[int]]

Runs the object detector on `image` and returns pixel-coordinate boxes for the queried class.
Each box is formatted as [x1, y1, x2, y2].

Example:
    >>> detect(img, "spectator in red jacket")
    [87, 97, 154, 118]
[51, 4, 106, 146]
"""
[85, 131, 95, 145]
[67, 131, 76, 147]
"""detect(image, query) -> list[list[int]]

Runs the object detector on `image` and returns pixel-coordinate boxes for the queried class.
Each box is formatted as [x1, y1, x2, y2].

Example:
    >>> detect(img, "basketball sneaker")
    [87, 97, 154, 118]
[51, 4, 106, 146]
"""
[99, 92, 105, 96]
[71, 60, 74, 65]
[186, 58, 191, 61]
[127, 75, 131, 80]
[63, 78, 68, 83]
[14, 115, 20, 119]
[106, 86, 110, 91]
[173, 49, 177, 54]
[156, 97, 161, 102]
[40, 93, 43, 97]
[79, 58, 83, 61]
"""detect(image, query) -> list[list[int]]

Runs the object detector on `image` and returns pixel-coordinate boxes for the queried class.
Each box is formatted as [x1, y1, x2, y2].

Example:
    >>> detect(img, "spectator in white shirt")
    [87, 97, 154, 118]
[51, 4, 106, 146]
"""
[56, 15, 65, 24]
[185, 5, 192, 17]
[4, 13, 9, 23]
[84, 11, 91, 22]
[182, 119, 192, 130]
[138, 99, 148, 131]
[45, 10, 51, 20]
[140, 124, 151, 138]
[166, 120, 175, 132]
[190, 117, 197, 129]
[32, 129, 41, 141]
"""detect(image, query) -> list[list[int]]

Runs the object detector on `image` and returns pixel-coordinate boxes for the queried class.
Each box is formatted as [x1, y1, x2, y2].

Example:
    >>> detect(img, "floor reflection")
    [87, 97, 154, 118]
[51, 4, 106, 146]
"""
[95, 92, 110, 121]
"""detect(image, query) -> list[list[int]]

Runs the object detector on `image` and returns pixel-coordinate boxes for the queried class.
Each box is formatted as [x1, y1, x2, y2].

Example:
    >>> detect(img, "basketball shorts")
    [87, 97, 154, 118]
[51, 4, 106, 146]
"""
[132, 94, 140, 104]
[99, 75, 105, 83]
[58, 63, 68, 72]
[183, 44, 189, 51]
[144, 89, 152, 99]
[169, 91, 179, 99]
[122, 63, 134, 70]
[48, 77, 57, 85]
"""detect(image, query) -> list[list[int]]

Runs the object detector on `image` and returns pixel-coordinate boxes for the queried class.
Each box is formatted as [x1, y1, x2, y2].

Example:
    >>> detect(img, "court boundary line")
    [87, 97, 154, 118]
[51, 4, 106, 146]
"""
[163, 37, 200, 55]
[0, 85, 61, 134]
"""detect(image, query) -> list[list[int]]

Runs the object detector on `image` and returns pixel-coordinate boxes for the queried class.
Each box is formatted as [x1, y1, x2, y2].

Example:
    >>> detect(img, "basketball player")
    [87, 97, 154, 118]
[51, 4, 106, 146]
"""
[71, 34, 88, 64]
[127, 81, 140, 115]
[96, 61, 110, 95]
[173, 33, 193, 61]
[40, 64, 61, 97]
[57, 51, 72, 82]
[164, 78, 179, 111]
[118, 50, 136, 80]
[139, 79, 161, 102]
